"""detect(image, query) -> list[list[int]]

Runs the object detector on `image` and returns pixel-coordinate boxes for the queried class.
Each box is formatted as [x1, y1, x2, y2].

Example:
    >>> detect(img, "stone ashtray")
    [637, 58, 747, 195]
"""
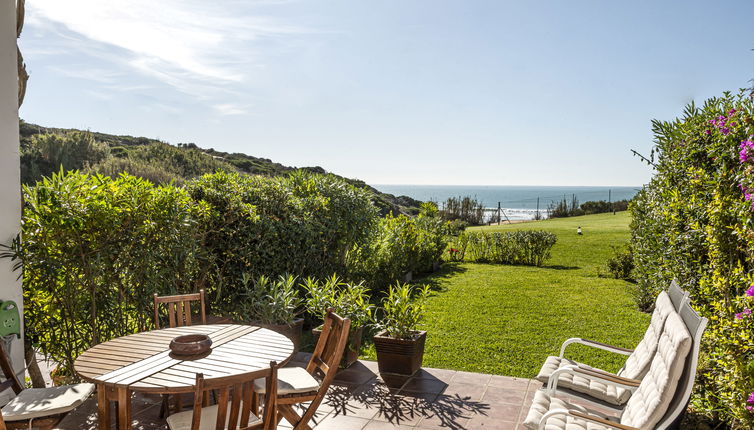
[169, 334, 212, 356]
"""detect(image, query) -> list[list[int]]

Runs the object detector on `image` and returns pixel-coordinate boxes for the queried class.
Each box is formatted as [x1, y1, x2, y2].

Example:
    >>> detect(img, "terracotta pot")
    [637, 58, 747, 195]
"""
[312, 325, 364, 368]
[255, 318, 304, 353]
[373, 330, 426, 376]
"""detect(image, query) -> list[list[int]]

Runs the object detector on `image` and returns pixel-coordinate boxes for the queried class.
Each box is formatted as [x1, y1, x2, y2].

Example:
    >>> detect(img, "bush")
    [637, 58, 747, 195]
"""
[448, 230, 556, 266]
[186, 170, 377, 315]
[2, 171, 204, 377]
[234, 274, 303, 325]
[439, 196, 485, 225]
[301, 275, 374, 330]
[604, 246, 634, 280]
[348, 207, 451, 290]
[630, 90, 754, 428]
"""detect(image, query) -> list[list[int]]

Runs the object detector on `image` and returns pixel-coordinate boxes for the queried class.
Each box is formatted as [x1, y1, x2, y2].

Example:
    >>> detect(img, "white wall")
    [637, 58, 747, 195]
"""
[0, 0, 24, 375]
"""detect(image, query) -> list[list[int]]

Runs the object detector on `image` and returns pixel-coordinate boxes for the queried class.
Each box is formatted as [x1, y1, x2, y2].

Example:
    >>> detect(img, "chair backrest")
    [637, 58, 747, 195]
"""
[653, 298, 708, 430]
[306, 308, 351, 381]
[619, 291, 675, 380]
[189, 362, 278, 430]
[153, 290, 206, 329]
[667, 279, 689, 312]
[620, 311, 693, 429]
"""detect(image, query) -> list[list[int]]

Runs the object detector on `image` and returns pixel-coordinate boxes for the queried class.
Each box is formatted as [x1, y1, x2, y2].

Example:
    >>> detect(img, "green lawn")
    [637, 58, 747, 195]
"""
[371, 212, 650, 378]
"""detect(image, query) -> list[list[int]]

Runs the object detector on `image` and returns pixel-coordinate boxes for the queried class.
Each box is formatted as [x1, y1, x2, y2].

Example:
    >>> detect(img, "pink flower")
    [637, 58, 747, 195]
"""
[745, 308, 752, 316]
[747, 405, 753, 412]
[705, 129, 712, 135]
[746, 285, 754, 296]
[729, 108, 737, 115]
[748, 392, 754, 403]
[736, 312, 744, 320]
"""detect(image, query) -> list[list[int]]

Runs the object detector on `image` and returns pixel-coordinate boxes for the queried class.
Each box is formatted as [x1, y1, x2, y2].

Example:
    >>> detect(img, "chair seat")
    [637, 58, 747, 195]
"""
[1, 383, 95, 421]
[166, 402, 261, 430]
[535, 356, 629, 405]
[523, 390, 617, 430]
[252, 366, 320, 395]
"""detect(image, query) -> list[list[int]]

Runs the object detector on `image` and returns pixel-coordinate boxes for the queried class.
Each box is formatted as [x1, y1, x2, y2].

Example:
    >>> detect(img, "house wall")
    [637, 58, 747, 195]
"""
[0, 0, 25, 375]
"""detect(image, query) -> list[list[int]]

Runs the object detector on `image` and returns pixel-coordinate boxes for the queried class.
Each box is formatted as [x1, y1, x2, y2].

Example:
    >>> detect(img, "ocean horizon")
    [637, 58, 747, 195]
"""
[373, 184, 641, 220]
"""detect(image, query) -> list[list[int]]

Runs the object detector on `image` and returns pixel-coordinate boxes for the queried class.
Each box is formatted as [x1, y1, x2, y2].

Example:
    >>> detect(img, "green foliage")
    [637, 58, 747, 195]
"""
[235, 274, 303, 325]
[185, 170, 378, 315]
[604, 246, 634, 280]
[630, 90, 754, 428]
[378, 283, 430, 339]
[20, 132, 109, 184]
[348, 210, 451, 290]
[439, 195, 485, 225]
[5, 171, 204, 377]
[448, 230, 556, 266]
[301, 275, 374, 329]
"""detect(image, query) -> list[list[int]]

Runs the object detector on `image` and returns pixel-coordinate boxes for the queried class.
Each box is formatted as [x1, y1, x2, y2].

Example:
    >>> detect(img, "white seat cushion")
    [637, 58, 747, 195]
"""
[620, 312, 691, 429]
[1, 383, 95, 421]
[166, 402, 261, 430]
[253, 366, 320, 395]
[523, 390, 616, 430]
[535, 291, 676, 405]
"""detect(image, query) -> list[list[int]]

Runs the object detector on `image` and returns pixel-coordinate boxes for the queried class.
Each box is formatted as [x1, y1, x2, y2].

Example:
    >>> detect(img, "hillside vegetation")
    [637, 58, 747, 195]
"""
[18, 121, 420, 215]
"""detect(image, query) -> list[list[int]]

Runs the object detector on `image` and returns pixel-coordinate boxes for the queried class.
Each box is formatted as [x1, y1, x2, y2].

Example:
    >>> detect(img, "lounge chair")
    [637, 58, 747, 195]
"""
[535, 290, 676, 405]
[524, 298, 707, 429]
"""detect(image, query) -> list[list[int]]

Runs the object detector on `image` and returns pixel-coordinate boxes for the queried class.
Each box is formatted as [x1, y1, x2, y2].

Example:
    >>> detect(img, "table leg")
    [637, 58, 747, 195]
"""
[116, 386, 132, 430]
[96, 384, 110, 430]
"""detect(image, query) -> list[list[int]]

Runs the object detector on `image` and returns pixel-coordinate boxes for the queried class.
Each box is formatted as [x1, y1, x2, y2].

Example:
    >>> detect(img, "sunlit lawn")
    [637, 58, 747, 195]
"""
[363, 212, 650, 378]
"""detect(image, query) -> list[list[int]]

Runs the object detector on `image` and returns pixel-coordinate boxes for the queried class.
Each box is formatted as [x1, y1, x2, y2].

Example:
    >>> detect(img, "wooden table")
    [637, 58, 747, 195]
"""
[74, 324, 295, 430]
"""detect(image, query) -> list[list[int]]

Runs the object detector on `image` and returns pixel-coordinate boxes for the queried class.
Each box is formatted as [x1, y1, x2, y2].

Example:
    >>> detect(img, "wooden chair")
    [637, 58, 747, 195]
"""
[153, 290, 207, 329]
[252, 308, 350, 430]
[154, 290, 208, 417]
[166, 361, 278, 430]
[0, 342, 94, 430]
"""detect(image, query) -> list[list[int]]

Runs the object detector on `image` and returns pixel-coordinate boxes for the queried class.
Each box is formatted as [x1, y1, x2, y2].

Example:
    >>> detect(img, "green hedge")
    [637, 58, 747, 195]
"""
[5, 171, 203, 375]
[186, 170, 378, 314]
[630, 90, 754, 428]
[449, 230, 556, 266]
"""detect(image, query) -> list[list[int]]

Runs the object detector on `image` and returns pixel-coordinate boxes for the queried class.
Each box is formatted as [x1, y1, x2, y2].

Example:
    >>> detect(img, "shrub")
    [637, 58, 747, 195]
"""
[234, 274, 303, 325]
[449, 230, 556, 266]
[301, 275, 374, 330]
[439, 195, 485, 225]
[2, 171, 204, 377]
[186, 170, 377, 315]
[348, 208, 451, 290]
[604, 246, 634, 280]
[630, 90, 754, 427]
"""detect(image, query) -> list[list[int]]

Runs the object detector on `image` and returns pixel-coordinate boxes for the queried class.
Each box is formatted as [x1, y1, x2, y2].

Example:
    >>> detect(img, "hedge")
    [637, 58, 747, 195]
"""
[630, 90, 754, 428]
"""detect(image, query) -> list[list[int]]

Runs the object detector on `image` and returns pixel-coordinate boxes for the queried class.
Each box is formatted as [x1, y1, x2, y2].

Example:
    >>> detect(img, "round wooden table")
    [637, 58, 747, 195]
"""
[74, 324, 295, 430]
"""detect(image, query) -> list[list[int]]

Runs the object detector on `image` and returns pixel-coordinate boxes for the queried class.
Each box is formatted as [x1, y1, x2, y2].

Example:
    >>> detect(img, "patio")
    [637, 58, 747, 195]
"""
[55, 353, 542, 429]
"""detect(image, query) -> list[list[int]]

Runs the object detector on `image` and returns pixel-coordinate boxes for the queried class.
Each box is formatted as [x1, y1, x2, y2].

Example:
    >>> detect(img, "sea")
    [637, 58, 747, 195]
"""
[373, 185, 642, 221]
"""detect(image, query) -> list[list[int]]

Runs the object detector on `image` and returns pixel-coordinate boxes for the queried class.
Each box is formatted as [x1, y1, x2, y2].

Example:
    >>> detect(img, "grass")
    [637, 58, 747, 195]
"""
[363, 211, 650, 378]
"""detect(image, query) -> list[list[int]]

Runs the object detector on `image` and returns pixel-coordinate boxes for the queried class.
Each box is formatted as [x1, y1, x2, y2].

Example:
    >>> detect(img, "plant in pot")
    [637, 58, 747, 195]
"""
[302, 275, 373, 368]
[373, 283, 430, 376]
[240, 273, 304, 352]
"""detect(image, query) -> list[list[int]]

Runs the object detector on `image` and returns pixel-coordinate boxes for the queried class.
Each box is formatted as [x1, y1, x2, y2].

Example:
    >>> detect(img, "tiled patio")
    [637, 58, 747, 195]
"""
[56, 353, 541, 429]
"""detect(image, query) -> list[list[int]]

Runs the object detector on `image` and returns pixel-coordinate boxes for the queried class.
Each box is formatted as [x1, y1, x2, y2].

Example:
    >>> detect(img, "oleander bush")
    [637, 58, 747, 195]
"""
[630, 89, 754, 428]
[348, 203, 451, 290]
[449, 230, 556, 266]
[185, 170, 378, 314]
[2, 171, 205, 377]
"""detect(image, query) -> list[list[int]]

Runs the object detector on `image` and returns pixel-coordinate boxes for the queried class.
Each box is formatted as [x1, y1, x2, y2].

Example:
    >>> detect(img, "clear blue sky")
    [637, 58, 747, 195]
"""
[18, 0, 754, 186]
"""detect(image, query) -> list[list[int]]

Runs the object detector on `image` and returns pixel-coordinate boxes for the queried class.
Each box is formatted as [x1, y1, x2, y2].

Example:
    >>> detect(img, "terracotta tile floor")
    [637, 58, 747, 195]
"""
[56, 354, 541, 429]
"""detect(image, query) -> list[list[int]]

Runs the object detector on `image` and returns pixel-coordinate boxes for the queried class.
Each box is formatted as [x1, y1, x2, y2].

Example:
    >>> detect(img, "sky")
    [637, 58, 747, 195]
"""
[17, 0, 754, 186]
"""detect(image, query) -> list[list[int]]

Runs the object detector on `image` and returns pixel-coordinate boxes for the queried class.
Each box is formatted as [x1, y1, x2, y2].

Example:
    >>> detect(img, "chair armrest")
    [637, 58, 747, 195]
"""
[547, 366, 641, 395]
[559, 338, 634, 358]
[539, 409, 639, 430]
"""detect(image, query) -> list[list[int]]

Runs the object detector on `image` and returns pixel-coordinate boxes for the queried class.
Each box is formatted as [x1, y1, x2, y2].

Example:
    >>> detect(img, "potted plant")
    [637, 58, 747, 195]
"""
[373, 283, 430, 376]
[240, 273, 304, 352]
[303, 275, 373, 368]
